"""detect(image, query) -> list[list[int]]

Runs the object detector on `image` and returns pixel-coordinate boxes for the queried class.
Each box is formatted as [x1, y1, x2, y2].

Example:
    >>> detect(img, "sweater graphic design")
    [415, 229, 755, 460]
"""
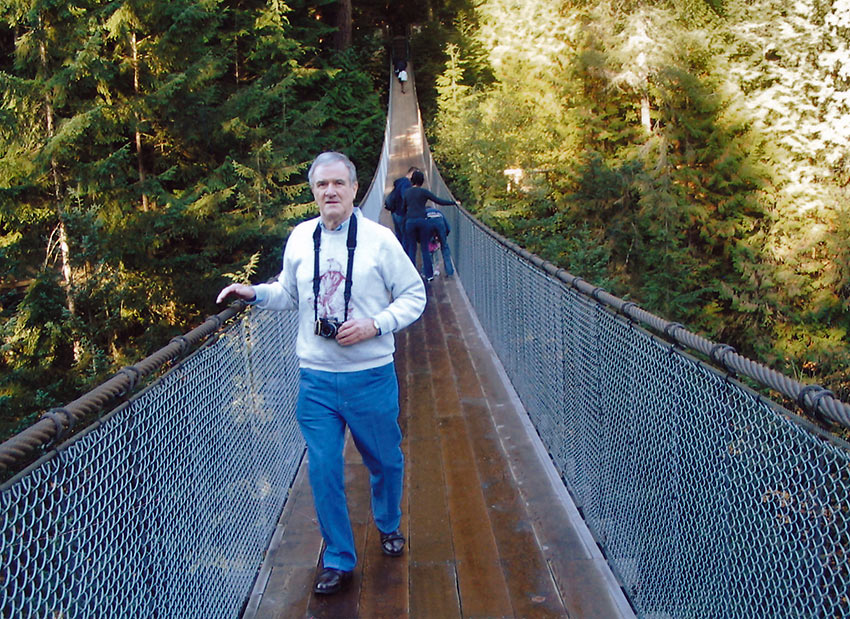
[313, 257, 351, 321]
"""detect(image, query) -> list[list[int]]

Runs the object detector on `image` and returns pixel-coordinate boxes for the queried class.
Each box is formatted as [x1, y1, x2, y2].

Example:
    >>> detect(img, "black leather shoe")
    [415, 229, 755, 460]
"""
[380, 529, 406, 557]
[313, 568, 352, 595]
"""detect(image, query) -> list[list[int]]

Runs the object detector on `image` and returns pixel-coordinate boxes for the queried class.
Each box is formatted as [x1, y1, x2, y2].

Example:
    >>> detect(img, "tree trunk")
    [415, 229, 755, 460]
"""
[334, 0, 352, 51]
[40, 40, 74, 314]
[234, 39, 241, 83]
[132, 32, 149, 211]
[641, 93, 651, 133]
[40, 33, 81, 360]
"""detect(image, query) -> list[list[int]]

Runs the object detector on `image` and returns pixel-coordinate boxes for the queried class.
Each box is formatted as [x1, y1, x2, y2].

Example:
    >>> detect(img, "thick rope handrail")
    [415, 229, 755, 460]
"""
[0, 56, 403, 478]
[458, 204, 850, 429]
[0, 300, 248, 473]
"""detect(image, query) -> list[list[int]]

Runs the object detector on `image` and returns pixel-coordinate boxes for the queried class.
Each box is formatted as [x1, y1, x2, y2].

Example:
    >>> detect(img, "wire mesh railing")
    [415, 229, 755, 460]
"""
[443, 203, 850, 618]
[1, 308, 304, 618]
[3, 202, 850, 617]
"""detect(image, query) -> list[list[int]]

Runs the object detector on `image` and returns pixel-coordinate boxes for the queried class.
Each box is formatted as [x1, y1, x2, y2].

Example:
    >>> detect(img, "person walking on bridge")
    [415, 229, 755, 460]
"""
[402, 169, 457, 281]
[398, 67, 408, 93]
[394, 58, 408, 94]
[384, 166, 418, 240]
[216, 151, 426, 596]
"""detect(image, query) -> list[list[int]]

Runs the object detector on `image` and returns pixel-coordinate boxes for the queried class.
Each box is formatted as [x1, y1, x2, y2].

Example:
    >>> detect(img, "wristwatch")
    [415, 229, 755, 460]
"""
[372, 318, 382, 336]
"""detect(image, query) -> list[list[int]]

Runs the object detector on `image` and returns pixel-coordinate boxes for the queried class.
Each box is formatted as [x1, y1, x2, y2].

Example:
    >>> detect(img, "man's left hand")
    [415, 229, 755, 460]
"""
[336, 318, 380, 346]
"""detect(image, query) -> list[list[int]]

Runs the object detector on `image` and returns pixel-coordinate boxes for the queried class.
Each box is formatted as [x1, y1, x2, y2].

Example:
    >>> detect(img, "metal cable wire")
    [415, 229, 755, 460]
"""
[0, 303, 248, 473]
[456, 208, 850, 429]
[445, 203, 850, 618]
[1, 308, 304, 618]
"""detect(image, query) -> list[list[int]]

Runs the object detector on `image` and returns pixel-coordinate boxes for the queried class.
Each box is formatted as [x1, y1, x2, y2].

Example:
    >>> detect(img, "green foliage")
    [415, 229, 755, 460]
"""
[0, 272, 79, 436]
[0, 0, 388, 439]
[410, 1, 494, 123]
[222, 251, 261, 284]
[426, 0, 850, 422]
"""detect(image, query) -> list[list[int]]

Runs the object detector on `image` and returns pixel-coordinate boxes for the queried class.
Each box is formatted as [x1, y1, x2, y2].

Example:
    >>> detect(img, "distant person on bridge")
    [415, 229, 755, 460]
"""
[395, 58, 408, 93]
[402, 169, 457, 281]
[216, 151, 426, 596]
[393, 57, 406, 76]
[384, 166, 418, 240]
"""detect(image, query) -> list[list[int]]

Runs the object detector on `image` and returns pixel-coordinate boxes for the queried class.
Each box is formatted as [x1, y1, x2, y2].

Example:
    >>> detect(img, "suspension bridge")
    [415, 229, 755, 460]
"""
[2, 56, 850, 619]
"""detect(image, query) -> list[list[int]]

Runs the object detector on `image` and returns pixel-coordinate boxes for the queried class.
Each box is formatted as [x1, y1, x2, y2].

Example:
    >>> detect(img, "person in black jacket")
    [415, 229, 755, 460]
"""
[402, 170, 456, 281]
[384, 167, 417, 240]
[393, 59, 408, 93]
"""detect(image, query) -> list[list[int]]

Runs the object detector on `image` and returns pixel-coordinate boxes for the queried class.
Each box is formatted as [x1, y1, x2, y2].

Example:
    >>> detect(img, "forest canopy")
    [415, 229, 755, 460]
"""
[416, 0, 850, 422]
[1, 0, 848, 441]
[0, 0, 392, 439]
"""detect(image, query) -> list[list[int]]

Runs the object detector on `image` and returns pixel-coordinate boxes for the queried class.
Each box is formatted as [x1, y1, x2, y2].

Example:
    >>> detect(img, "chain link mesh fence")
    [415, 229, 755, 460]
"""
[1, 309, 303, 618]
[3, 161, 850, 616]
[446, 204, 850, 618]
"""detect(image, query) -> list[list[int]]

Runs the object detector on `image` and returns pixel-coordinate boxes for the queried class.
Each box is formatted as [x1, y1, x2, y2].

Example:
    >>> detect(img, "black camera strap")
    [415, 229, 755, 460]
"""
[312, 213, 358, 323]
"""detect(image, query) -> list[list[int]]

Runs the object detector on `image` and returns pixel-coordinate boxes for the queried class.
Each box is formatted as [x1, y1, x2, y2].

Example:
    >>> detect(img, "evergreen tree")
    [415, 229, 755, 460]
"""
[0, 0, 385, 439]
[0, 0, 101, 426]
[720, 0, 850, 383]
[428, 0, 850, 411]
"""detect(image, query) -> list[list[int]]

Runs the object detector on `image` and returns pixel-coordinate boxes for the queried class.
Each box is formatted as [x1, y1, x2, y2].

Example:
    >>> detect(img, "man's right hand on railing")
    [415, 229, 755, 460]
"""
[216, 283, 256, 304]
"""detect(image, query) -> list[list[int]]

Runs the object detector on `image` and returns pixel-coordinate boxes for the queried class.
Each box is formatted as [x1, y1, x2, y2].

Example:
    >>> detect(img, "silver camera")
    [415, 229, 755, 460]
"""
[315, 317, 343, 339]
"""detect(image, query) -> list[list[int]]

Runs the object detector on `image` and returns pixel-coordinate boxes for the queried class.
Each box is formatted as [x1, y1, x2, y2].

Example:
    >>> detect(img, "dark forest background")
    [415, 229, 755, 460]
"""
[1, 0, 848, 441]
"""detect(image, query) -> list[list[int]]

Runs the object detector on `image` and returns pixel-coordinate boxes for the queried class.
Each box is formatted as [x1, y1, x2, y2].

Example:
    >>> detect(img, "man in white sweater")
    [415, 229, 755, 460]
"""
[217, 152, 426, 595]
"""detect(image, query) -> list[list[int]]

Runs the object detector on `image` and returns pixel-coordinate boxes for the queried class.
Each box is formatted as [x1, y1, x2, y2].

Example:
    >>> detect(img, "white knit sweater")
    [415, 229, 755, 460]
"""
[251, 209, 426, 372]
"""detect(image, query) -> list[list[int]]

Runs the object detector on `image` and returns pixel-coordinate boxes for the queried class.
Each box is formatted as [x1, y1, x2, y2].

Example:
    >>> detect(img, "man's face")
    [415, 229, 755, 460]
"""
[312, 161, 358, 227]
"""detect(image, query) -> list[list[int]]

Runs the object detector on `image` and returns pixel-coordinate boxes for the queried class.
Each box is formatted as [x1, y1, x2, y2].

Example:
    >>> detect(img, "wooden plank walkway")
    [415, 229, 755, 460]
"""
[242, 272, 634, 618]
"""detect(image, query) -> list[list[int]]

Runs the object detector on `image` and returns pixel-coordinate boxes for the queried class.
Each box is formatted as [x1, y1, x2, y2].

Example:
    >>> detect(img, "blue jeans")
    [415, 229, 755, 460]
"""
[391, 212, 405, 241]
[296, 363, 403, 571]
[404, 217, 434, 278]
[427, 219, 454, 276]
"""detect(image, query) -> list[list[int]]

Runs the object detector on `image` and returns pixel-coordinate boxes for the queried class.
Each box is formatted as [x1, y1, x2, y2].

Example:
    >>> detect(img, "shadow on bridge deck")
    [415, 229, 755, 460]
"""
[243, 246, 632, 618]
[240, 63, 633, 619]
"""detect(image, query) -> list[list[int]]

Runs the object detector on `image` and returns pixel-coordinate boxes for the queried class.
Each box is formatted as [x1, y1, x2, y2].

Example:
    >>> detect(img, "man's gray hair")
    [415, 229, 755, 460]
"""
[308, 151, 357, 186]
